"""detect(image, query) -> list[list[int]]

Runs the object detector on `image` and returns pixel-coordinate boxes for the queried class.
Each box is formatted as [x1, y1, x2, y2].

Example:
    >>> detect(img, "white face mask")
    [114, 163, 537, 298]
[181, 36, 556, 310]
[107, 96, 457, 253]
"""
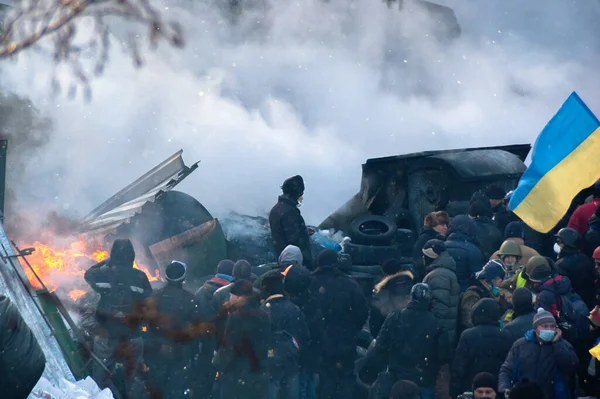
[553, 243, 562, 254]
[297, 195, 304, 208]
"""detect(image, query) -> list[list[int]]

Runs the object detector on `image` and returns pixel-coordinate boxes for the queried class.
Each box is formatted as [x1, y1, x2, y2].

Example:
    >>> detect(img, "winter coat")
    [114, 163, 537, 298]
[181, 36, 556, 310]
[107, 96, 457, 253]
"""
[360, 299, 450, 388]
[212, 282, 260, 315]
[369, 270, 414, 338]
[195, 274, 233, 321]
[84, 261, 152, 339]
[568, 199, 600, 235]
[269, 194, 313, 269]
[459, 281, 511, 333]
[445, 229, 484, 290]
[473, 216, 504, 261]
[215, 297, 270, 399]
[490, 237, 540, 268]
[261, 295, 310, 378]
[309, 267, 368, 365]
[503, 311, 535, 344]
[145, 282, 200, 365]
[0, 295, 46, 399]
[535, 275, 574, 318]
[422, 252, 460, 344]
[450, 299, 513, 397]
[498, 330, 578, 399]
[493, 204, 516, 235]
[556, 251, 596, 309]
[413, 227, 444, 281]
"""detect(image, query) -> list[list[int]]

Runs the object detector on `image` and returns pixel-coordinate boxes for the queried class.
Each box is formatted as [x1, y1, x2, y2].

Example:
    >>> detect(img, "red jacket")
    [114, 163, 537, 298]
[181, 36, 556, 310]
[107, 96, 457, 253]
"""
[568, 199, 600, 235]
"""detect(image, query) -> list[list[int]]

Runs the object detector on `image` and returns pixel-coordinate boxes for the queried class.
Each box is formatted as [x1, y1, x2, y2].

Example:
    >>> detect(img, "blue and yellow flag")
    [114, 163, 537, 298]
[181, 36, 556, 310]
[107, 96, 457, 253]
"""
[509, 92, 600, 233]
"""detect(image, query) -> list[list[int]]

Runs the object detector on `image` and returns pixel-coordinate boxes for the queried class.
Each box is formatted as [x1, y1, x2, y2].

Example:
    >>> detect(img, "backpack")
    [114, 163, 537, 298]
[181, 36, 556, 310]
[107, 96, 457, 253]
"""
[557, 292, 590, 343]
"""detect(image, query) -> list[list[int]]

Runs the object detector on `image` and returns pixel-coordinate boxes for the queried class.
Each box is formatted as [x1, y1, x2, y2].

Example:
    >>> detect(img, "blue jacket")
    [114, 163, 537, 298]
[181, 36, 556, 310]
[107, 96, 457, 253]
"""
[445, 232, 484, 291]
[498, 330, 578, 399]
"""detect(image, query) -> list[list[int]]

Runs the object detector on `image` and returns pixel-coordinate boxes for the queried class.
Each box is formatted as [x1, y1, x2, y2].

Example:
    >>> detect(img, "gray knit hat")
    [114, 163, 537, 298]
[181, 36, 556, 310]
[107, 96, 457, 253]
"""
[533, 308, 556, 329]
[411, 283, 431, 303]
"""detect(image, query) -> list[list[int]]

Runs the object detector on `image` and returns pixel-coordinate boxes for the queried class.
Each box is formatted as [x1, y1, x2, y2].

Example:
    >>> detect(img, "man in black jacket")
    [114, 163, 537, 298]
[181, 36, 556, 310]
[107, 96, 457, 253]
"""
[269, 175, 314, 269]
[469, 201, 503, 261]
[145, 260, 200, 398]
[310, 249, 368, 399]
[503, 288, 535, 343]
[84, 239, 152, 390]
[450, 298, 513, 397]
[260, 269, 310, 399]
[360, 283, 449, 399]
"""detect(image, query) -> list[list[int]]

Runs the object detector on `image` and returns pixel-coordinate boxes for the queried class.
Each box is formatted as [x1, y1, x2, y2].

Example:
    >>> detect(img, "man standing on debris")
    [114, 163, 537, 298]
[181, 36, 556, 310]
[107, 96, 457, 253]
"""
[270, 175, 314, 269]
[84, 239, 153, 393]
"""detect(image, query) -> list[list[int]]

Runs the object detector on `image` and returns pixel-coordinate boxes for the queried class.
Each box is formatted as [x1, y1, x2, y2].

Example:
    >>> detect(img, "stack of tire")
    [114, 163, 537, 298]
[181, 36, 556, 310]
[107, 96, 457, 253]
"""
[342, 215, 414, 298]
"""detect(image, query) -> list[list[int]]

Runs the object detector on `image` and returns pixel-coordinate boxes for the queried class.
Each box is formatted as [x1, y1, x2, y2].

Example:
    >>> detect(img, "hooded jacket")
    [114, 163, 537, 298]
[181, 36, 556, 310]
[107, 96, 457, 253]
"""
[556, 250, 595, 309]
[278, 245, 303, 268]
[535, 275, 573, 318]
[445, 216, 484, 290]
[451, 299, 513, 397]
[498, 330, 578, 399]
[269, 194, 313, 269]
[195, 274, 233, 320]
[567, 199, 600, 235]
[422, 252, 460, 344]
[490, 237, 540, 268]
[369, 270, 414, 338]
[360, 299, 449, 388]
[473, 216, 504, 261]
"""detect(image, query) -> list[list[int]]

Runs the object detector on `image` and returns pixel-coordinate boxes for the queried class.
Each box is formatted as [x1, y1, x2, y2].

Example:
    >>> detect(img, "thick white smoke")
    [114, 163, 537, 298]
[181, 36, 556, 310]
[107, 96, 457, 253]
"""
[2, 0, 600, 226]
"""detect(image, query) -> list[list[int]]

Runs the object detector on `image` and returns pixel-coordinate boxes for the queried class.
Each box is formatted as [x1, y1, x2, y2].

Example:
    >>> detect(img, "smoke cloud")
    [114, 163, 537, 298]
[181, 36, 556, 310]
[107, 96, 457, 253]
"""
[1, 0, 600, 228]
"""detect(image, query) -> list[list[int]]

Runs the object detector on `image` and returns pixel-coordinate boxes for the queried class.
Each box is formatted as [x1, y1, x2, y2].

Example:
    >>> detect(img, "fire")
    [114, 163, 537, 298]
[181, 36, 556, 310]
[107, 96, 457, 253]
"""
[22, 239, 160, 298]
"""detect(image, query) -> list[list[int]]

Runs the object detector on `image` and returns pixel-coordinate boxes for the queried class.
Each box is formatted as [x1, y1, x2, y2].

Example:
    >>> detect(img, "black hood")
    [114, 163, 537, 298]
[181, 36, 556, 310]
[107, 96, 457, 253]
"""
[448, 215, 478, 240]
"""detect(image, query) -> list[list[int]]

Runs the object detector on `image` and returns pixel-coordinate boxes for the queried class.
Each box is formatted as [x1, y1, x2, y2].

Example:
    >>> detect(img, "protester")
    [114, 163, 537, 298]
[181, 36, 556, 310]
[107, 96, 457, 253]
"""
[451, 299, 512, 397]
[269, 175, 314, 269]
[492, 240, 522, 286]
[445, 215, 484, 290]
[421, 239, 460, 345]
[498, 309, 579, 399]
[260, 270, 310, 399]
[389, 380, 421, 399]
[469, 201, 503, 261]
[212, 260, 256, 312]
[214, 279, 270, 399]
[471, 372, 498, 399]
[567, 180, 600, 235]
[554, 227, 596, 308]
[145, 261, 199, 399]
[459, 260, 510, 332]
[309, 249, 368, 399]
[369, 267, 414, 338]
[84, 239, 152, 391]
[360, 283, 449, 399]
[195, 259, 235, 320]
[502, 288, 535, 343]
[413, 211, 449, 280]
[491, 221, 540, 265]
[485, 184, 511, 234]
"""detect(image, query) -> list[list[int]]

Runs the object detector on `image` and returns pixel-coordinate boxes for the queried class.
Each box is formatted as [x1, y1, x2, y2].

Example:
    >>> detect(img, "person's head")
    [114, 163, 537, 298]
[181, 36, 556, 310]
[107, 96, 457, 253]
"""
[448, 215, 478, 239]
[109, 239, 136, 268]
[593, 247, 600, 276]
[524, 256, 552, 290]
[260, 270, 284, 297]
[472, 372, 497, 399]
[593, 180, 600, 199]
[496, 240, 522, 274]
[389, 380, 420, 399]
[468, 200, 492, 219]
[232, 260, 253, 281]
[165, 260, 187, 284]
[317, 249, 338, 269]
[283, 264, 311, 296]
[229, 279, 254, 305]
[217, 259, 235, 277]
[533, 308, 558, 343]
[422, 239, 446, 267]
[278, 245, 303, 268]
[410, 283, 431, 304]
[508, 380, 544, 399]
[281, 175, 305, 204]
[511, 287, 534, 316]
[424, 211, 450, 237]
[503, 221, 525, 241]
[471, 298, 501, 327]
[555, 227, 580, 254]
[485, 185, 506, 209]
[475, 260, 506, 289]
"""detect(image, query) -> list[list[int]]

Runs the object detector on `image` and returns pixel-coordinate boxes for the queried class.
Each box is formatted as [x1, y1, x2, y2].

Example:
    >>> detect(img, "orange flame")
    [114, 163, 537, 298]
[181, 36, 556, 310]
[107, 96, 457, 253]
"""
[22, 239, 159, 297]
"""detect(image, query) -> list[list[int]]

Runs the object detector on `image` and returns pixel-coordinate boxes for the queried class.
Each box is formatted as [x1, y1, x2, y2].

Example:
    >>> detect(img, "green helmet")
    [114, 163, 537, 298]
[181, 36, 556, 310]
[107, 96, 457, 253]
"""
[497, 240, 522, 258]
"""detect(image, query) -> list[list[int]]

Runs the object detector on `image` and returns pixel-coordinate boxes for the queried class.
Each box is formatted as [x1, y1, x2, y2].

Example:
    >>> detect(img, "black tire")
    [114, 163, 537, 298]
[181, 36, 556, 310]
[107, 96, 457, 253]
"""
[344, 242, 399, 265]
[349, 215, 397, 246]
[348, 265, 382, 275]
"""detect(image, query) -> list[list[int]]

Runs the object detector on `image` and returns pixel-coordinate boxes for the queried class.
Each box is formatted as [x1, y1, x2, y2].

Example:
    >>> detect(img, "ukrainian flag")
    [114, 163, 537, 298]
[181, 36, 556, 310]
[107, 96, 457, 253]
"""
[509, 92, 600, 233]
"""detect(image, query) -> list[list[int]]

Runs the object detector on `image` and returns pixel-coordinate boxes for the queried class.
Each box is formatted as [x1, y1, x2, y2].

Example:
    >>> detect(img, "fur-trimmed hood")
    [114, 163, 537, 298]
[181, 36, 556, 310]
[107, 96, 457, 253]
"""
[374, 270, 414, 295]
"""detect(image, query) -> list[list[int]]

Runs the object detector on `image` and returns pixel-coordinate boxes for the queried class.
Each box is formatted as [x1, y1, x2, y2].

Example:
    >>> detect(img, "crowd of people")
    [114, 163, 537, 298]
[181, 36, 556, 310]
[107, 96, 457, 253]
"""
[80, 175, 600, 399]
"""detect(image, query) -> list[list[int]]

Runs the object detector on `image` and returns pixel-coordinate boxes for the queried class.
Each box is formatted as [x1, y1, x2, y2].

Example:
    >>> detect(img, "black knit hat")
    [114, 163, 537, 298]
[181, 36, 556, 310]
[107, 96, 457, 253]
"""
[281, 175, 305, 199]
[165, 260, 187, 283]
[217, 259, 235, 276]
[233, 260, 252, 280]
[472, 372, 497, 391]
[422, 239, 446, 260]
[485, 185, 506, 200]
[260, 269, 284, 296]
[317, 249, 338, 268]
[512, 287, 534, 315]
[504, 221, 525, 240]
[110, 239, 135, 267]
